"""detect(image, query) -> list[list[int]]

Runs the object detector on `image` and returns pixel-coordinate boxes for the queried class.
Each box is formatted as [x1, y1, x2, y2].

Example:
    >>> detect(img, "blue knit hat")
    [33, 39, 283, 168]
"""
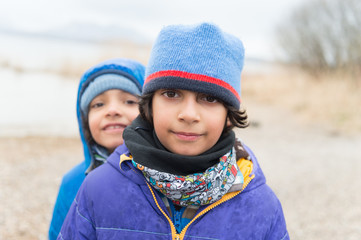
[80, 73, 141, 115]
[144, 23, 245, 109]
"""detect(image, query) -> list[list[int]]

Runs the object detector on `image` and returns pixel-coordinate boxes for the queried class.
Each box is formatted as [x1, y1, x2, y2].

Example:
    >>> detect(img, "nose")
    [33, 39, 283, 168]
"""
[106, 102, 123, 117]
[178, 96, 200, 123]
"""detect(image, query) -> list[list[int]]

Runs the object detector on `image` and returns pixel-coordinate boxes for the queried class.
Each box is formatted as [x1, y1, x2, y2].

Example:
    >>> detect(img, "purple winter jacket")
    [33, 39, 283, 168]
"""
[58, 143, 289, 240]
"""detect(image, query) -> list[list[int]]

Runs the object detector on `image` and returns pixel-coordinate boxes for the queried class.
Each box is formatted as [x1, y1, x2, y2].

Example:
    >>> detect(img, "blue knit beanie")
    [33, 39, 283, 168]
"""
[144, 23, 245, 109]
[80, 73, 141, 115]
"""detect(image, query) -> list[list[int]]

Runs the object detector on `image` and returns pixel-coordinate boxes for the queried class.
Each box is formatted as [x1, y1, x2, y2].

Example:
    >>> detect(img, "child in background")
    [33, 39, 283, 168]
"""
[48, 58, 145, 240]
[59, 23, 288, 240]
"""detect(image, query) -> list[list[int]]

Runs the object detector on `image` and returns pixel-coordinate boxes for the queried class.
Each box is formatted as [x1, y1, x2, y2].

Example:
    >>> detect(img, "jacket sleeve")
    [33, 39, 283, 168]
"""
[49, 162, 87, 240]
[57, 179, 96, 240]
[267, 200, 289, 240]
[242, 142, 289, 240]
[49, 182, 71, 240]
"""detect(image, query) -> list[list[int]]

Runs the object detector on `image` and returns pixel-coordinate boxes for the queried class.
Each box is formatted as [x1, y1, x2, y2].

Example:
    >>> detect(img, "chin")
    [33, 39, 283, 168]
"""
[174, 148, 202, 156]
[106, 142, 124, 151]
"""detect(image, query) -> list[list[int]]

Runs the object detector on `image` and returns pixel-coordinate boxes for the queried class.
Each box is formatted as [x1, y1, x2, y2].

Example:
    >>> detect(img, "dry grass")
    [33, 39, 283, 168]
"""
[0, 39, 152, 79]
[47, 40, 151, 79]
[98, 38, 151, 65]
[242, 65, 361, 135]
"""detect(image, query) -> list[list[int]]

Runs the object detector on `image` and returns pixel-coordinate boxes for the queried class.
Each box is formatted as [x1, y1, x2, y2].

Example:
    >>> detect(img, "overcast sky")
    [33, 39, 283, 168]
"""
[0, 0, 310, 59]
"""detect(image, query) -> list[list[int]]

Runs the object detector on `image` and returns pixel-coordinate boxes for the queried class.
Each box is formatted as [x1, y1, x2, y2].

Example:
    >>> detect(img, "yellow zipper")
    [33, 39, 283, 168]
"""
[178, 173, 254, 240]
[146, 182, 181, 240]
[121, 154, 180, 239]
[146, 163, 254, 240]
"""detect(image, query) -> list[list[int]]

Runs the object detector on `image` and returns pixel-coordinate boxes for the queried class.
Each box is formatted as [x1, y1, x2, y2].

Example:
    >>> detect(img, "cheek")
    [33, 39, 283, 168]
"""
[151, 98, 166, 127]
[209, 119, 225, 136]
[208, 108, 228, 133]
[87, 114, 100, 136]
[127, 107, 140, 121]
[152, 111, 164, 131]
[152, 107, 170, 140]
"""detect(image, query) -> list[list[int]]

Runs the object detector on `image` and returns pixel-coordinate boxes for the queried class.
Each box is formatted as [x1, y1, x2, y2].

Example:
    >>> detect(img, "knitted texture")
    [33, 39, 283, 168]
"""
[80, 73, 141, 115]
[144, 23, 245, 109]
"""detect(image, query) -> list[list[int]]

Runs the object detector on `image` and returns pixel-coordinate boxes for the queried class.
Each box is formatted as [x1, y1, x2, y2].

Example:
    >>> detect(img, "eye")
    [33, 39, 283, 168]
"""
[91, 102, 104, 108]
[199, 94, 218, 103]
[161, 90, 179, 98]
[125, 99, 139, 105]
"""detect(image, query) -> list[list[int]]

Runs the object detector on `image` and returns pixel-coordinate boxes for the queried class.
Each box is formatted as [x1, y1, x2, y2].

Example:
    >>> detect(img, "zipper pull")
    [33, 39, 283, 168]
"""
[174, 234, 181, 240]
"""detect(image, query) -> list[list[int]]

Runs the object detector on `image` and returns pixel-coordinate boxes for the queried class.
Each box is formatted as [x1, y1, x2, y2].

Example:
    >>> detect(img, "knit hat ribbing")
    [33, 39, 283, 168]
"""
[144, 23, 245, 109]
[80, 73, 141, 115]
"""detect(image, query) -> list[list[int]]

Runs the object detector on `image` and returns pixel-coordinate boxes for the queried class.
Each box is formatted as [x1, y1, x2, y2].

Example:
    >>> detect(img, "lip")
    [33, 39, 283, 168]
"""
[102, 123, 127, 132]
[172, 131, 203, 141]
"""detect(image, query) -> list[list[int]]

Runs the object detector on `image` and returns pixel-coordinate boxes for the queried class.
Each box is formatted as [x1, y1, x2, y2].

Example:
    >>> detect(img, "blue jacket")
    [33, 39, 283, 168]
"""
[59, 143, 289, 240]
[49, 58, 145, 240]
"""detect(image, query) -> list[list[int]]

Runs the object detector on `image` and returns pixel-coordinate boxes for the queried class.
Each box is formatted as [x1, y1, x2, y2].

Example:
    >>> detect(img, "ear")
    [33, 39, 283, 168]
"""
[226, 117, 232, 127]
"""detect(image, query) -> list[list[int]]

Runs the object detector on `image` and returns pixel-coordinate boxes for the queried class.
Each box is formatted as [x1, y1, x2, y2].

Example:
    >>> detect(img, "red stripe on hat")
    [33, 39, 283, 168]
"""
[146, 70, 240, 101]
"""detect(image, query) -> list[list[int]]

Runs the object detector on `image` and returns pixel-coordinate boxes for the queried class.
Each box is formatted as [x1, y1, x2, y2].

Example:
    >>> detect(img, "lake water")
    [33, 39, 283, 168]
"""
[0, 33, 130, 137]
[0, 68, 79, 137]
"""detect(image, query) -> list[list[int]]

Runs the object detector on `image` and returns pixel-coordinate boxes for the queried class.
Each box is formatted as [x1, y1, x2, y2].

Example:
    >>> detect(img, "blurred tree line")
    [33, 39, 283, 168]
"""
[276, 0, 361, 78]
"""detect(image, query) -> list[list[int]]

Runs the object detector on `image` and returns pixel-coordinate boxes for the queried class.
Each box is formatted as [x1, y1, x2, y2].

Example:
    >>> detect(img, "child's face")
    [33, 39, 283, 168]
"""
[152, 89, 230, 156]
[88, 89, 139, 153]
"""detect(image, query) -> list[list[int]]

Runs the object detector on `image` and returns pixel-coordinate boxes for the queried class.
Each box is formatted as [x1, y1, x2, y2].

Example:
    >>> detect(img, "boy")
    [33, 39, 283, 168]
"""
[49, 58, 145, 240]
[59, 23, 289, 239]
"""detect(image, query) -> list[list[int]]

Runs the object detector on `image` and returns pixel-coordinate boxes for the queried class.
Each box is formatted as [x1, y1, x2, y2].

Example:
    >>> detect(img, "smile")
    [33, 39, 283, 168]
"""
[173, 131, 203, 141]
[103, 124, 126, 131]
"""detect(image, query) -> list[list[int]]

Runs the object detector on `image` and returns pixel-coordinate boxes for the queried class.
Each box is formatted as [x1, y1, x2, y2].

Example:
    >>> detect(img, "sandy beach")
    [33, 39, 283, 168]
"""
[1, 99, 361, 240]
